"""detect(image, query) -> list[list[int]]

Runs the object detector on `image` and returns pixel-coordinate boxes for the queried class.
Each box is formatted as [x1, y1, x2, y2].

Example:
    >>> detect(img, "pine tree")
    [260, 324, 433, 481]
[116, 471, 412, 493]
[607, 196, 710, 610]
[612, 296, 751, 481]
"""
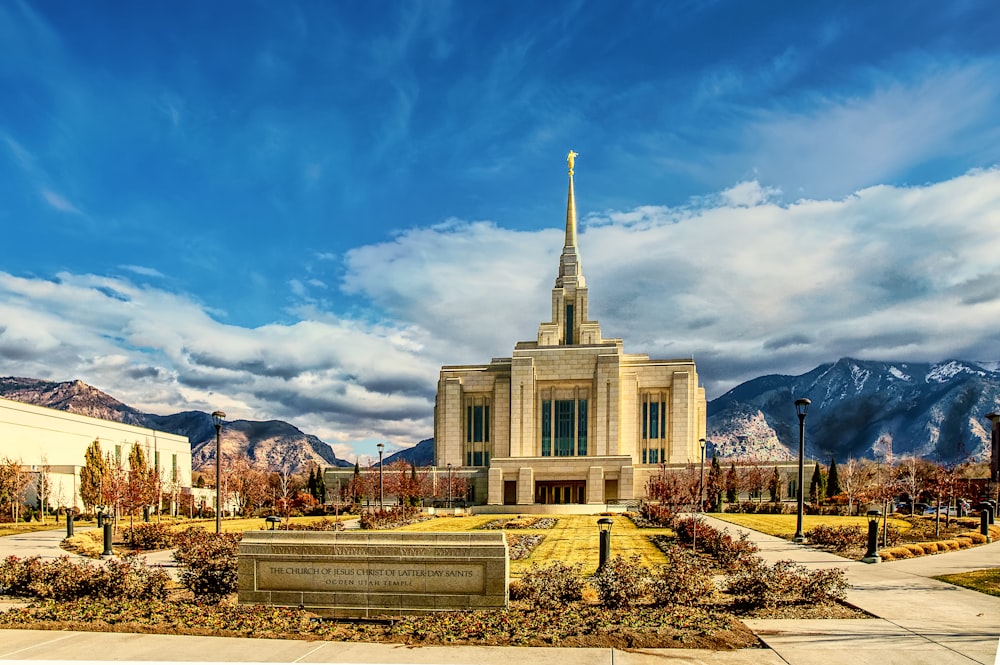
[725, 462, 738, 504]
[352, 461, 362, 504]
[809, 462, 826, 503]
[306, 468, 317, 500]
[826, 457, 841, 499]
[707, 454, 723, 511]
[317, 468, 327, 504]
[769, 466, 781, 503]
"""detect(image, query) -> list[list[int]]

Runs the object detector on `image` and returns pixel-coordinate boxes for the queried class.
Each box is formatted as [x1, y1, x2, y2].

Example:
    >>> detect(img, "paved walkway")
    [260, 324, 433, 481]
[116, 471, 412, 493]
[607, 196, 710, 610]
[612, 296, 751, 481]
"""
[703, 515, 1000, 665]
[0, 522, 997, 664]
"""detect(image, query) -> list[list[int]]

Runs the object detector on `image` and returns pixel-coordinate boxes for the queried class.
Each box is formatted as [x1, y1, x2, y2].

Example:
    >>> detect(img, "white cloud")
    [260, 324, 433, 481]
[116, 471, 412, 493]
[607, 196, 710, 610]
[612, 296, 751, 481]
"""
[41, 189, 81, 214]
[4, 168, 1000, 456]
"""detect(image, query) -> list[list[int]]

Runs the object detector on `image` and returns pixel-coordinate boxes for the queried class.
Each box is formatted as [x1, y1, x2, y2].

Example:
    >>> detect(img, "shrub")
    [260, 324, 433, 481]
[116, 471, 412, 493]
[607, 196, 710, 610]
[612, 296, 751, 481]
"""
[640, 503, 675, 528]
[673, 517, 716, 546]
[516, 561, 583, 609]
[955, 537, 973, 549]
[804, 525, 864, 552]
[650, 545, 715, 606]
[173, 527, 242, 598]
[903, 544, 926, 556]
[725, 558, 847, 609]
[591, 554, 649, 609]
[359, 506, 422, 530]
[124, 522, 175, 550]
[284, 518, 345, 531]
[880, 546, 912, 559]
[0, 555, 167, 600]
[959, 532, 987, 545]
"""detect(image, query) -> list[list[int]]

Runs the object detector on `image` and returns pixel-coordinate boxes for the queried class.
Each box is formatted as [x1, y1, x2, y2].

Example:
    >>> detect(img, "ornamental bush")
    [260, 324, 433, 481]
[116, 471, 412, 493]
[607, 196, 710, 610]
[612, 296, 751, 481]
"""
[591, 554, 649, 609]
[725, 558, 847, 609]
[124, 522, 176, 550]
[516, 561, 584, 609]
[804, 524, 864, 552]
[0, 555, 167, 600]
[650, 545, 715, 606]
[173, 527, 242, 598]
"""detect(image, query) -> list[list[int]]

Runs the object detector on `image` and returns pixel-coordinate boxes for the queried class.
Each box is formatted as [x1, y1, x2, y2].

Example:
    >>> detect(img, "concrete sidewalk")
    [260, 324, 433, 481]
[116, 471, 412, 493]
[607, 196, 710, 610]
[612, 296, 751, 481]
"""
[704, 515, 1000, 665]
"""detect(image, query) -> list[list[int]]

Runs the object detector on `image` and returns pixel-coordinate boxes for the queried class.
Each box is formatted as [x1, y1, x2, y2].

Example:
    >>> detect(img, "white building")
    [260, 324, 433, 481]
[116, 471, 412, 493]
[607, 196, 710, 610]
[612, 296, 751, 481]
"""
[0, 396, 192, 511]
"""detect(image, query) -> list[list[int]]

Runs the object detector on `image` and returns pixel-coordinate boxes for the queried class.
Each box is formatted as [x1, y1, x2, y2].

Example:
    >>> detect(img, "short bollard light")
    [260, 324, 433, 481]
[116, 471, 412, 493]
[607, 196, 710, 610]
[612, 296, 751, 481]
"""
[862, 509, 881, 563]
[988, 501, 996, 526]
[597, 517, 614, 570]
[102, 520, 113, 557]
[65, 512, 74, 539]
[982, 509, 992, 543]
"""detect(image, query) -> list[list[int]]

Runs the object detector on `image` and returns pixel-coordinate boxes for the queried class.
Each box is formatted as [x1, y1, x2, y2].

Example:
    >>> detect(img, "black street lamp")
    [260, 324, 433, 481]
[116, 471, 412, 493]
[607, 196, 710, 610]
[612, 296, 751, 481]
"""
[862, 509, 882, 563]
[447, 462, 453, 508]
[793, 398, 810, 543]
[597, 517, 614, 569]
[212, 411, 226, 535]
[986, 413, 1000, 504]
[694, 438, 707, 553]
[377, 442, 385, 510]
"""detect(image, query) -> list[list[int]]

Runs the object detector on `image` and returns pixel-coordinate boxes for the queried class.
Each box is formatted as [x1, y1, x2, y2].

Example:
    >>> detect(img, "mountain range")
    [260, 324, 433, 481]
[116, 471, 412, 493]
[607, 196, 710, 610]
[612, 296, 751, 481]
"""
[707, 358, 997, 464]
[0, 377, 353, 474]
[3, 357, 996, 475]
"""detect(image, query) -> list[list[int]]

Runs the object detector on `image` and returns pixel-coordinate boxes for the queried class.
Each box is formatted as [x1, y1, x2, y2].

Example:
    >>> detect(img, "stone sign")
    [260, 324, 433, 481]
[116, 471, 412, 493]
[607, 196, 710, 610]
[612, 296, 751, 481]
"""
[238, 531, 509, 618]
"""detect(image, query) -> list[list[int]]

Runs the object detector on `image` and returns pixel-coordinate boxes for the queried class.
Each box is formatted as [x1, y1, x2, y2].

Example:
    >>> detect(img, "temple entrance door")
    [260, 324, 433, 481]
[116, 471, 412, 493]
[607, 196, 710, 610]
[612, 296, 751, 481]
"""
[534, 480, 586, 504]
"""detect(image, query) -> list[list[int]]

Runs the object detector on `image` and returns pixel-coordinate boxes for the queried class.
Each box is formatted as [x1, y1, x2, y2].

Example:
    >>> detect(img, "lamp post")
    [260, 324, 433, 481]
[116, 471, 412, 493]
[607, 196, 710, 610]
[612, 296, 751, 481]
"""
[597, 517, 613, 570]
[212, 411, 226, 535]
[377, 442, 385, 510]
[862, 509, 882, 563]
[986, 413, 1000, 505]
[793, 398, 810, 543]
[447, 462, 453, 508]
[694, 438, 706, 553]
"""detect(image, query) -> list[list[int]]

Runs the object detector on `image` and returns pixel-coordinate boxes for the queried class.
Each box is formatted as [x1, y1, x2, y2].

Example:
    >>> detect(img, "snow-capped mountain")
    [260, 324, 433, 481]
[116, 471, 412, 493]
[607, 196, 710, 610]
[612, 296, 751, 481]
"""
[707, 358, 999, 462]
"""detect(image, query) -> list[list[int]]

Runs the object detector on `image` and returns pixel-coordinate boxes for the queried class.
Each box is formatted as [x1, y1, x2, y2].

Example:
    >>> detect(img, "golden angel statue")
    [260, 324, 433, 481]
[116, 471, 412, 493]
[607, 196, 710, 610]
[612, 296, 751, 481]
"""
[567, 150, 578, 175]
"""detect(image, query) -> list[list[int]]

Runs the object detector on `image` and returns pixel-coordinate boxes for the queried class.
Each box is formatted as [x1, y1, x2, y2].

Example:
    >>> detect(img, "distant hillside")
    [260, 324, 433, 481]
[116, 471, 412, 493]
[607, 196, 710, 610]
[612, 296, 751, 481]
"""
[0, 377, 353, 474]
[383, 438, 435, 466]
[708, 358, 999, 463]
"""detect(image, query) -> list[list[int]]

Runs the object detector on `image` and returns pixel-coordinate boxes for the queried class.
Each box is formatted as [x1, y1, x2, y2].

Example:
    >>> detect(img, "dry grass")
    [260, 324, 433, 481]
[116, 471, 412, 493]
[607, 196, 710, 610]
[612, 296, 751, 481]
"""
[934, 569, 1000, 598]
[711, 513, 912, 538]
[395, 513, 673, 576]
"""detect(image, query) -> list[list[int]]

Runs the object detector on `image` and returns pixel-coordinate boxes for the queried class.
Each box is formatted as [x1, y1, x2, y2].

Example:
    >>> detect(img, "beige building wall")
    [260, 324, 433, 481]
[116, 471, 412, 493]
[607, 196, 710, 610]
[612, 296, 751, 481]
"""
[0, 397, 192, 509]
[433, 155, 707, 506]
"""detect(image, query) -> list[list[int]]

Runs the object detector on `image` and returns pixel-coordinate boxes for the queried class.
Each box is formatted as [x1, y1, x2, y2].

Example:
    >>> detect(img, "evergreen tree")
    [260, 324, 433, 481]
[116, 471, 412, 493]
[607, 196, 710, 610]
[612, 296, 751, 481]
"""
[769, 466, 781, 503]
[79, 439, 108, 511]
[706, 454, 723, 511]
[352, 461, 362, 504]
[317, 468, 327, 504]
[306, 468, 317, 500]
[725, 462, 738, 504]
[826, 457, 841, 499]
[809, 462, 827, 503]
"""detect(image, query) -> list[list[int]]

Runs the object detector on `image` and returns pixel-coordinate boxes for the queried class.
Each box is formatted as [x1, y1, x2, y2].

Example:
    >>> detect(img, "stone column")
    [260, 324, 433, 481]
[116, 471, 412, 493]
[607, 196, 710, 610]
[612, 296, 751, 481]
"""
[587, 466, 605, 503]
[487, 467, 504, 505]
[516, 467, 534, 505]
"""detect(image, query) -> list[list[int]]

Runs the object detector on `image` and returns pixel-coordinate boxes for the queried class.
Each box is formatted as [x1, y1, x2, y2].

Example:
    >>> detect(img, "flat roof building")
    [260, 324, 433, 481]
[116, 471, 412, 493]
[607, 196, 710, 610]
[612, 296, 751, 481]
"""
[0, 396, 192, 511]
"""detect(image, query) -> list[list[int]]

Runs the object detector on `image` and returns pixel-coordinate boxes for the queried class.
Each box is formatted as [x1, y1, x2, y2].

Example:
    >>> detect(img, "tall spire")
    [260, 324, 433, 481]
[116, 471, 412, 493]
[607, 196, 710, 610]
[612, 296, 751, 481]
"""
[556, 150, 585, 288]
[565, 150, 578, 248]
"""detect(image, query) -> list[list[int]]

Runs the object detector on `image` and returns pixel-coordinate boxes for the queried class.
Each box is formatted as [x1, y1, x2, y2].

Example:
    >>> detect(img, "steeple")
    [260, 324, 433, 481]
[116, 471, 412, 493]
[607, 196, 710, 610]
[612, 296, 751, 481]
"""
[556, 150, 585, 289]
[537, 150, 603, 347]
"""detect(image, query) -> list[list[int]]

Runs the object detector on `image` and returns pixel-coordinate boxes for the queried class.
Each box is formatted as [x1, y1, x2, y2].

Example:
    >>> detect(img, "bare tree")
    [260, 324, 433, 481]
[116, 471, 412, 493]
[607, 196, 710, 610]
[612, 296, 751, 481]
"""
[838, 458, 870, 516]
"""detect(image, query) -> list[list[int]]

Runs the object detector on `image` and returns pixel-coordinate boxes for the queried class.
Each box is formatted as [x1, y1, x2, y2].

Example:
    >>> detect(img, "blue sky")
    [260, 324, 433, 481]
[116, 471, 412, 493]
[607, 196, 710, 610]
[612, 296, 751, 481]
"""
[3, 1, 1000, 461]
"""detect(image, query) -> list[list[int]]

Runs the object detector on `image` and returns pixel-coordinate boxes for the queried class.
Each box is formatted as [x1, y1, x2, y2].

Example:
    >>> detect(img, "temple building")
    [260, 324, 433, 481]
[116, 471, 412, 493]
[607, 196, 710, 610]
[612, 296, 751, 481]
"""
[434, 153, 706, 506]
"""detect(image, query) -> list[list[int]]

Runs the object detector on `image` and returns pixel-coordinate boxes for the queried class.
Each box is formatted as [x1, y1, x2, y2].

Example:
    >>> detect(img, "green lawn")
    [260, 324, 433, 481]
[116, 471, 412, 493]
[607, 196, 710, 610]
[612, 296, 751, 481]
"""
[396, 513, 672, 576]
[710, 512, 912, 538]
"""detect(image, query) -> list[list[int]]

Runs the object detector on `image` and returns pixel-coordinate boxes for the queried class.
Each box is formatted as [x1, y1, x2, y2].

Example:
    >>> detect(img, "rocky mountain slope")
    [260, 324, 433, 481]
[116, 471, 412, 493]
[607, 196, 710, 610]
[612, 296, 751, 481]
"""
[0, 377, 352, 474]
[707, 358, 999, 463]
